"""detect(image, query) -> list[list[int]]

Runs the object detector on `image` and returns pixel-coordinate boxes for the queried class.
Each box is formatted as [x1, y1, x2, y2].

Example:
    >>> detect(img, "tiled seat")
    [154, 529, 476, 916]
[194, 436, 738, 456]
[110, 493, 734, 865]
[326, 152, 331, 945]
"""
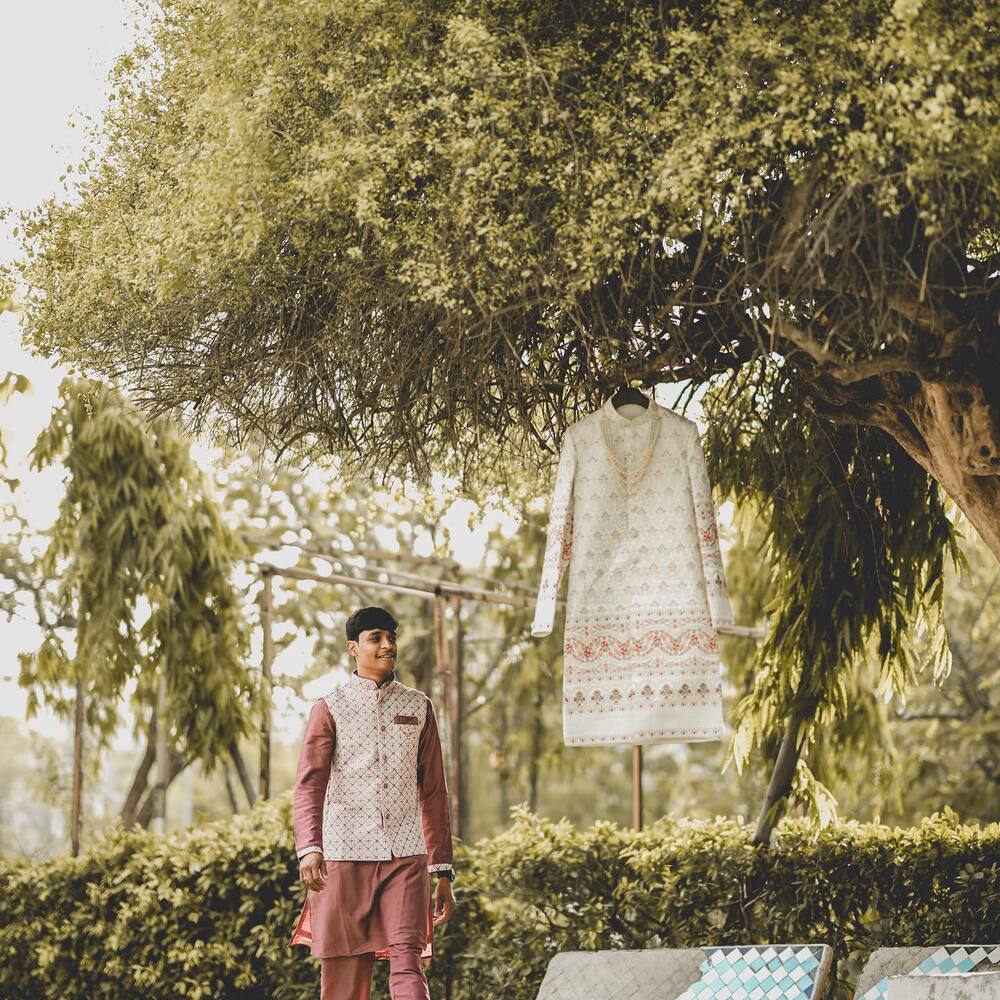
[854, 946, 1000, 999]
[535, 944, 833, 1000]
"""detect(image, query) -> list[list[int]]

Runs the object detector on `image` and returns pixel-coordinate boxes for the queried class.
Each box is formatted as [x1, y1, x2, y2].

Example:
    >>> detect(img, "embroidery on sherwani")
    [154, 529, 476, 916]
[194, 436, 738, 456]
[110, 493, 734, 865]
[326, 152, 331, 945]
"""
[532, 395, 735, 746]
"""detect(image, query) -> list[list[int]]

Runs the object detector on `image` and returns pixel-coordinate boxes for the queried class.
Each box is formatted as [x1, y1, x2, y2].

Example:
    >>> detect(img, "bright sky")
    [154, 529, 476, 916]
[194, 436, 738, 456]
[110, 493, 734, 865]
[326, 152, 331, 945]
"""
[0, 1, 726, 760]
[1, 1, 141, 735]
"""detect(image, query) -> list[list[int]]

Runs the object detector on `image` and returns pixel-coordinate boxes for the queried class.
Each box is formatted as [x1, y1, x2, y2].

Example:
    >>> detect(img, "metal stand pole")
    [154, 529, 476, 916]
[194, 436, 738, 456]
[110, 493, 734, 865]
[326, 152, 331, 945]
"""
[433, 592, 451, 756]
[450, 596, 464, 840]
[259, 570, 274, 800]
[631, 745, 643, 830]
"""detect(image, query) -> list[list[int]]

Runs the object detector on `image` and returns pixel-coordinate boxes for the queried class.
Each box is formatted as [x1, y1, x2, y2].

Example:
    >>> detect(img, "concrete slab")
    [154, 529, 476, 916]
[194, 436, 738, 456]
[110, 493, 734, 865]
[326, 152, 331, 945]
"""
[886, 971, 1000, 1000]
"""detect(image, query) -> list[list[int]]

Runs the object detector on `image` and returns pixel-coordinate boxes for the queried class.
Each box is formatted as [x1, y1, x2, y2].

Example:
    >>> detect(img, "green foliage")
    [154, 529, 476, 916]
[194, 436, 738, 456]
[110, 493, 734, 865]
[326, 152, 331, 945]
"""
[18, 377, 254, 765]
[17, 0, 1000, 477]
[885, 527, 1000, 818]
[2, 801, 998, 1000]
[0, 266, 15, 314]
[12, 0, 997, 829]
[703, 368, 964, 825]
[0, 370, 29, 483]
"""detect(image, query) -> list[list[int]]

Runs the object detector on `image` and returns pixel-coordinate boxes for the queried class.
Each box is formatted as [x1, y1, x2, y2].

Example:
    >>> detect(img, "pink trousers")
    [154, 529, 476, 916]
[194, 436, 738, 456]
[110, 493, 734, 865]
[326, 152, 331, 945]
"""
[321, 944, 429, 1000]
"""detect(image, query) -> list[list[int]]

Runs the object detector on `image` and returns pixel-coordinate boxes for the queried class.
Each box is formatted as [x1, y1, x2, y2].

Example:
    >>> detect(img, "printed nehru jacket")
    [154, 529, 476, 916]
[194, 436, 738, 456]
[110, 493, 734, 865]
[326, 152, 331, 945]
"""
[293, 669, 454, 875]
[531, 394, 735, 746]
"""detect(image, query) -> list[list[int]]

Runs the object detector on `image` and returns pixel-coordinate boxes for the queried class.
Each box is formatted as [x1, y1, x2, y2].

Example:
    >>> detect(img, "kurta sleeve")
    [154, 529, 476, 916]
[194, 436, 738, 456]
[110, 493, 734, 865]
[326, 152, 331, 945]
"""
[531, 429, 577, 637]
[416, 698, 454, 877]
[293, 699, 334, 860]
[685, 422, 735, 628]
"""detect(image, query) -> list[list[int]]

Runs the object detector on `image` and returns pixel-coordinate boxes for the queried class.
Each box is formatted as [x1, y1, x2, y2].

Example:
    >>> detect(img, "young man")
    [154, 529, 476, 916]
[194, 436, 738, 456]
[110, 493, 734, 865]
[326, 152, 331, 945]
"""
[293, 606, 456, 1000]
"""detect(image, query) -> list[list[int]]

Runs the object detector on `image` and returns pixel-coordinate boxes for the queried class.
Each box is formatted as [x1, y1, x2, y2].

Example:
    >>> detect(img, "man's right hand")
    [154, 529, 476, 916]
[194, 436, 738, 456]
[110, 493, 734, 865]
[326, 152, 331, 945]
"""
[299, 852, 327, 892]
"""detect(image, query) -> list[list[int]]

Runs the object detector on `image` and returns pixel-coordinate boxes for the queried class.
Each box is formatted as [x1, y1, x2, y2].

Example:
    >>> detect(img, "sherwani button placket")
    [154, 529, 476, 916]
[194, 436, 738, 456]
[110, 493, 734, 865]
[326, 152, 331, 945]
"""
[375, 692, 387, 831]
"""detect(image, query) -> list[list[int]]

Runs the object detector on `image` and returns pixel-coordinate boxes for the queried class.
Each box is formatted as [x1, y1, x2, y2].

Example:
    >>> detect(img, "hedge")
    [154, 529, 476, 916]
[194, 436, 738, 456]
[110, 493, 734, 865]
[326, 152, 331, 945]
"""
[2, 798, 998, 999]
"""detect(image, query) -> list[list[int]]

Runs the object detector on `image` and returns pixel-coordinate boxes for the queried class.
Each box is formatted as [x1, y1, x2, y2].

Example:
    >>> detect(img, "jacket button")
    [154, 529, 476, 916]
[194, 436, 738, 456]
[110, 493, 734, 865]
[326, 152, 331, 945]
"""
[382, 782, 388, 789]
[381, 725, 386, 731]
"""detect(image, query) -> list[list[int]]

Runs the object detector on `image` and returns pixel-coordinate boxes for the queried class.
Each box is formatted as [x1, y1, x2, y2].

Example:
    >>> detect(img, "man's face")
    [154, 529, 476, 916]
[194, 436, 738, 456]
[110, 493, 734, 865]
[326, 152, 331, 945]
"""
[348, 626, 397, 673]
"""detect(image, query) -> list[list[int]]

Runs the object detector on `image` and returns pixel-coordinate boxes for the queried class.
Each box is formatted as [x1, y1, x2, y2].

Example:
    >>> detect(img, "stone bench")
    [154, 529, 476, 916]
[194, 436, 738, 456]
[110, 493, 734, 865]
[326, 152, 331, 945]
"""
[535, 944, 832, 999]
[855, 946, 1000, 1000]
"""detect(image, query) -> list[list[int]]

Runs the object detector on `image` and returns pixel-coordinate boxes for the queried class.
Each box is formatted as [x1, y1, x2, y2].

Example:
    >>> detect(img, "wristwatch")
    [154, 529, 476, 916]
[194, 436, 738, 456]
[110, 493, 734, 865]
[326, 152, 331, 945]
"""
[435, 868, 455, 884]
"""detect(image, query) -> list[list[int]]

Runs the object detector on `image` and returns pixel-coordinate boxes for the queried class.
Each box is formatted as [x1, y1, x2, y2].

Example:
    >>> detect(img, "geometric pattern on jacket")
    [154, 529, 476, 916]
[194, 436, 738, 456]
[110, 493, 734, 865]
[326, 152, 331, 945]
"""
[292, 669, 454, 875]
[532, 393, 735, 747]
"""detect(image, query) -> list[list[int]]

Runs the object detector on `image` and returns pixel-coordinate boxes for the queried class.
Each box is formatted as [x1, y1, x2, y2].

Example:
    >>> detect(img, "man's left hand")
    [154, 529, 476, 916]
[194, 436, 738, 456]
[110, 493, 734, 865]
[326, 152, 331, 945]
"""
[432, 877, 455, 925]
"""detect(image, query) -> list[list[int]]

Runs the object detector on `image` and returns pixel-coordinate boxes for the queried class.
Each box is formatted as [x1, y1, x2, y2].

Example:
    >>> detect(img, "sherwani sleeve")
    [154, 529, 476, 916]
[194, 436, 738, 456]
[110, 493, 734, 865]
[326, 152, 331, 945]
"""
[417, 698, 454, 876]
[531, 429, 577, 637]
[293, 699, 334, 860]
[686, 422, 734, 628]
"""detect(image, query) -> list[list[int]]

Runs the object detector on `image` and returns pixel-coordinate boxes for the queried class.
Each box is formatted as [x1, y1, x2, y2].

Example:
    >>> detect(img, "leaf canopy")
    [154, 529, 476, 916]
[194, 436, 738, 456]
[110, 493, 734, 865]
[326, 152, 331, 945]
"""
[18, 0, 1000, 480]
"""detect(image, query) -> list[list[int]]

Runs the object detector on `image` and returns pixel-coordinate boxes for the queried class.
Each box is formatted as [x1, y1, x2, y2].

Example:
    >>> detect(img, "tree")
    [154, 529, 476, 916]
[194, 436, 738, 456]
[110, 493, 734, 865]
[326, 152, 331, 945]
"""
[6, 377, 255, 842]
[884, 527, 1000, 821]
[16, 0, 997, 831]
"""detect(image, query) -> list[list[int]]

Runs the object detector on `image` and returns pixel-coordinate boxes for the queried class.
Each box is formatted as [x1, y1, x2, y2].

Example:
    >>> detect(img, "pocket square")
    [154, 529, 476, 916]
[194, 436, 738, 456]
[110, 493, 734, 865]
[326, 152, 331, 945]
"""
[393, 714, 419, 725]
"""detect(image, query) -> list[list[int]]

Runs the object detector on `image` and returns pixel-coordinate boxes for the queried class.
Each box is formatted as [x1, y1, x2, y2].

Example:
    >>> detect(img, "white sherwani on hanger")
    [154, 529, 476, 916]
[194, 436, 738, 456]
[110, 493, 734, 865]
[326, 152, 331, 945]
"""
[532, 394, 734, 746]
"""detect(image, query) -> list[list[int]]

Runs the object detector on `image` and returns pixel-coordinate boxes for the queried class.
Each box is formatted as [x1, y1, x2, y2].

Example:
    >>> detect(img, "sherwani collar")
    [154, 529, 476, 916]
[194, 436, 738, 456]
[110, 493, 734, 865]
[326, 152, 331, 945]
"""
[601, 391, 660, 423]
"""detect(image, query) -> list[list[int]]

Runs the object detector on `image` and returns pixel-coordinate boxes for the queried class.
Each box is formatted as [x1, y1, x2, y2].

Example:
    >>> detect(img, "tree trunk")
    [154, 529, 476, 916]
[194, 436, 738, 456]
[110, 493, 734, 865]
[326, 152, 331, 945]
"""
[632, 745, 643, 831]
[70, 677, 84, 856]
[450, 596, 464, 840]
[753, 707, 809, 844]
[528, 677, 543, 813]
[228, 739, 257, 806]
[222, 761, 240, 813]
[497, 705, 511, 826]
[259, 570, 274, 801]
[120, 730, 156, 828]
[871, 381, 1000, 560]
[135, 749, 188, 828]
[149, 671, 170, 834]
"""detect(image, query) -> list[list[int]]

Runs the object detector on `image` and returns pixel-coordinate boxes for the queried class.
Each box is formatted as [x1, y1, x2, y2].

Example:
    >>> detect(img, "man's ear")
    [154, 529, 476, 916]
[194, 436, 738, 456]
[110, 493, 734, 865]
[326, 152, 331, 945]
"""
[346, 639, 359, 659]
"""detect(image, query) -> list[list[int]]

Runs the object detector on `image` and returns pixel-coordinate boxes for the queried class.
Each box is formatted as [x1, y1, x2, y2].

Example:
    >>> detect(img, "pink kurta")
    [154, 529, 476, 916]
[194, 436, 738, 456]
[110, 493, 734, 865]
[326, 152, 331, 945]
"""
[291, 855, 434, 962]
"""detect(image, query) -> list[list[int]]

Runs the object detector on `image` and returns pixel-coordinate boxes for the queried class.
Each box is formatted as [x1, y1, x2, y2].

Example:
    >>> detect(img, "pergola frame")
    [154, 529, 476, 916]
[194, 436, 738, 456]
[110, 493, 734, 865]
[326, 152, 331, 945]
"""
[256, 560, 765, 832]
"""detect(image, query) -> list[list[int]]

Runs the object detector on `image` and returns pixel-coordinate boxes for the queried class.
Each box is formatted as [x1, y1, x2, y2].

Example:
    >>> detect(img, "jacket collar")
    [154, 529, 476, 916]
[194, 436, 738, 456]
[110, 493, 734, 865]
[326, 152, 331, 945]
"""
[348, 668, 397, 696]
[601, 391, 660, 423]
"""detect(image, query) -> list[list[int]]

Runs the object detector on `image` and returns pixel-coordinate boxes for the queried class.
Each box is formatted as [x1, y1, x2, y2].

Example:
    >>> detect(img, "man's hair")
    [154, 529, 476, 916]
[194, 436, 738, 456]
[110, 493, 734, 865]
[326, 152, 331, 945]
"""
[345, 606, 399, 642]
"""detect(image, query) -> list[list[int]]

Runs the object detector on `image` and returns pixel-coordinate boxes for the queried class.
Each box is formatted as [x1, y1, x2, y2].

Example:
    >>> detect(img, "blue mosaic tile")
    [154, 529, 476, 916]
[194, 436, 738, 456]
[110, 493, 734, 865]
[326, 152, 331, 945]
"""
[676, 945, 829, 1000]
[858, 946, 1000, 1000]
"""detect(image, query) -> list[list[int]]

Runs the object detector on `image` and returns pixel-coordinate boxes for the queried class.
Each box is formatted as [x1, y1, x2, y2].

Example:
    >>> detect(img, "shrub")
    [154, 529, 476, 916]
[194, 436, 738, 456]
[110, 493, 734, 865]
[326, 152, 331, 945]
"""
[2, 799, 997, 999]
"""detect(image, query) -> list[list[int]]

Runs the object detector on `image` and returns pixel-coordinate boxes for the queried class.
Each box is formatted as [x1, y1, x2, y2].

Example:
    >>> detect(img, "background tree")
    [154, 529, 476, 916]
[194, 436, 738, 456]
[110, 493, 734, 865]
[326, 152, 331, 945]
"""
[15, 0, 998, 831]
[885, 528, 1000, 818]
[5, 377, 255, 842]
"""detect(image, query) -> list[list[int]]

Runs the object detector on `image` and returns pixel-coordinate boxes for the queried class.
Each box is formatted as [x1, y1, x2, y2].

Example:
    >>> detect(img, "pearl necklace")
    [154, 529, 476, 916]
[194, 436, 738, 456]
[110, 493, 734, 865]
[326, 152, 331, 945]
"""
[600, 410, 661, 491]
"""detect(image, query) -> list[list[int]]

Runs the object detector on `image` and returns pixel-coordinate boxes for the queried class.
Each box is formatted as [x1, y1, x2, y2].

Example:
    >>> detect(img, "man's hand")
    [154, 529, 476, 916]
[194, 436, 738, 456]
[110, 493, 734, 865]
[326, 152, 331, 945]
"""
[432, 877, 455, 925]
[299, 851, 327, 892]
